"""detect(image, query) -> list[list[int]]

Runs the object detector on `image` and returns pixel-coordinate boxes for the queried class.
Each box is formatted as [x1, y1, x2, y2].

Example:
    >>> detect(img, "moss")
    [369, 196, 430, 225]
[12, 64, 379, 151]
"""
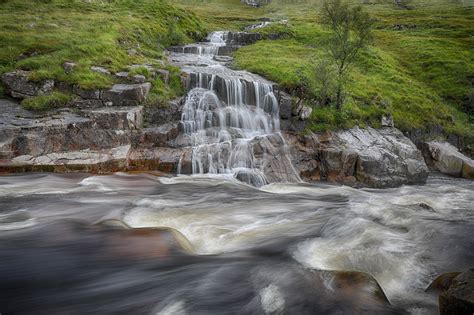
[21, 92, 72, 111]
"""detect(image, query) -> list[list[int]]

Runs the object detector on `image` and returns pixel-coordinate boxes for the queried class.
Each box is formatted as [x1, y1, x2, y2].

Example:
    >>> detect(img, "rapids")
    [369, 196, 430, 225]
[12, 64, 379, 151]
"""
[0, 172, 473, 314]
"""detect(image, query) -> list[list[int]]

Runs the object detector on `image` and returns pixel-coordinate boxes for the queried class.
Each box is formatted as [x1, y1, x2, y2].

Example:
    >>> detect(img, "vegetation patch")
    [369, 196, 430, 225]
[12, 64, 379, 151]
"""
[21, 91, 71, 111]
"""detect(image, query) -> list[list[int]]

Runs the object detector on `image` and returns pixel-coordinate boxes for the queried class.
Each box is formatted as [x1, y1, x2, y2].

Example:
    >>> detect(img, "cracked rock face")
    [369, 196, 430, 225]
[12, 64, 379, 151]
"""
[288, 127, 429, 188]
[421, 141, 474, 179]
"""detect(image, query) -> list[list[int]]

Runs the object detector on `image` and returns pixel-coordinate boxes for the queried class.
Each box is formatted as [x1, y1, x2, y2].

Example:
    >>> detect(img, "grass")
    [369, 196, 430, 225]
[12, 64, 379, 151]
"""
[1, 0, 473, 144]
[0, 0, 207, 108]
[228, 0, 474, 142]
[21, 91, 71, 110]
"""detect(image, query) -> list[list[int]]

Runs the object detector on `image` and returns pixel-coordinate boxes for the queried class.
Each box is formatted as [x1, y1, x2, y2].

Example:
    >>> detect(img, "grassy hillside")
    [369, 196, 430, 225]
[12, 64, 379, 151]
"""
[0, 0, 207, 102]
[176, 0, 474, 141]
[1, 0, 473, 144]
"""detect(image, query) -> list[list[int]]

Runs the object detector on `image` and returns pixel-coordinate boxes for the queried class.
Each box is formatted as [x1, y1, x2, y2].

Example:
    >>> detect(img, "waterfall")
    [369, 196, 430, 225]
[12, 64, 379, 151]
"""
[172, 31, 299, 186]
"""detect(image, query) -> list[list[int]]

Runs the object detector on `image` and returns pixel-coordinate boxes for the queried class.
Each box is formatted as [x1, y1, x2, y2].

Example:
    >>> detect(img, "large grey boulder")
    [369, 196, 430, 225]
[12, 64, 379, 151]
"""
[421, 141, 474, 179]
[2, 71, 54, 99]
[288, 127, 429, 188]
[102, 83, 151, 106]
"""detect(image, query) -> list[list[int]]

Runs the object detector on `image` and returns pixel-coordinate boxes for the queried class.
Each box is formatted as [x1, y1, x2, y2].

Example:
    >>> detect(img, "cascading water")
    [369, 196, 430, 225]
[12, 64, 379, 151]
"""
[171, 31, 299, 186]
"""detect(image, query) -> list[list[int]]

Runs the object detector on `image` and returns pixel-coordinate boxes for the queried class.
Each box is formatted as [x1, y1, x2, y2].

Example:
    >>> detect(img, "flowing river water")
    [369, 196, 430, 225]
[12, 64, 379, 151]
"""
[0, 32, 473, 314]
[0, 173, 473, 314]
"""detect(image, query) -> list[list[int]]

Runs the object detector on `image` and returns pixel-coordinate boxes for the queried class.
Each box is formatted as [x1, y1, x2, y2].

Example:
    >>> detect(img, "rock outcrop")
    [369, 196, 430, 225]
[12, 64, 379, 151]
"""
[2, 71, 152, 109]
[421, 141, 474, 179]
[428, 269, 474, 315]
[2, 71, 54, 99]
[288, 127, 429, 188]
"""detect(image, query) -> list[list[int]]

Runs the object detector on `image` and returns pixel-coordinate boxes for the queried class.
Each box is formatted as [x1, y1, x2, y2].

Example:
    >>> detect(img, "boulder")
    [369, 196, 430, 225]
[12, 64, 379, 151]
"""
[144, 97, 183, 127]
[2, 71, 54, 99]
[277, 91, 292, 120]
[132, 123, 178, 148]
[102, 83, 151, 106]
[421, 141, 474, 179]
[62, 61, 76, 73]
[82, 106, 143, 130]
[426, 272, 462, 294]
[439, 269, 474, 315]
[132, 74, 146, 84]
[90, 66, 111, 75]
[288, 127, 429, 188]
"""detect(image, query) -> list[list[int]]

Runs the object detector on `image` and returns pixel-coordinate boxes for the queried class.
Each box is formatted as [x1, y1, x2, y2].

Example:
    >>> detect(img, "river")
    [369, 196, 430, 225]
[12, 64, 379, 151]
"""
[0, 172, 473, 314]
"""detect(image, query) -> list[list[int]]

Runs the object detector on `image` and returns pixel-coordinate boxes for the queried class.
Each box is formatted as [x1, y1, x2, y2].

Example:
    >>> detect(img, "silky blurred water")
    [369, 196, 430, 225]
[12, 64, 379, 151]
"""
[0, 172, 472, 314]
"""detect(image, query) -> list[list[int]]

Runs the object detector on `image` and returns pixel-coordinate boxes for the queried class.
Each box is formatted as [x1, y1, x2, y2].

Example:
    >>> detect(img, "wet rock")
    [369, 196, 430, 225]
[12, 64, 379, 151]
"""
[288, 127, 429, 188]
[421, 141, 474, 179]
[144, 97, 183, 127]
[325, 271, 391, 306]
[223, 32, 262, 45]
[426, 272, 462, 293]
[90, 66, 111, 75]
[234, 169, 268, 187]
[94, 222, 194, 257]
[127, 146, 192, 173]
[2, 71, 54, 99]
[439, 269, 474, 315]
[102, 83, 151, 106]
[132, 123, 178, 148]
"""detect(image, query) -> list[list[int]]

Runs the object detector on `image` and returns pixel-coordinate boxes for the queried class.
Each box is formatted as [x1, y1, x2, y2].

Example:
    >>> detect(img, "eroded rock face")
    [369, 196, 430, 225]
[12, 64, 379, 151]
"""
[2, 70, 54, 99]
[102, 83, 151, 106]
[287, 127, 429, 188]
[421, 141, 474, 179]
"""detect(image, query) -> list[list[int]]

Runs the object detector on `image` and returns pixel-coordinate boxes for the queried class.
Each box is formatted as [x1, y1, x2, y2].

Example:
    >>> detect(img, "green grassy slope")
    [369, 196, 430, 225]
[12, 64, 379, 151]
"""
[1, 0, 472, 143]
[228, 0, 474, 140]
[0, 0, 207, 103]
[177, 0, 471, 141]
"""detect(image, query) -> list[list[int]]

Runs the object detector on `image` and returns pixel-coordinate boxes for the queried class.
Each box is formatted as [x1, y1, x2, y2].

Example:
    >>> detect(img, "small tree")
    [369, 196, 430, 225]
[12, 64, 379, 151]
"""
[321, 0, 374, 109]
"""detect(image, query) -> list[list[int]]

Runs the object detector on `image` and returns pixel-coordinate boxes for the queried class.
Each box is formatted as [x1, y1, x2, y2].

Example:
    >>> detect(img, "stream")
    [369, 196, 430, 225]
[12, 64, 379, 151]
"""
[0, 173, 473, 314]
[0, 31, 473, 314]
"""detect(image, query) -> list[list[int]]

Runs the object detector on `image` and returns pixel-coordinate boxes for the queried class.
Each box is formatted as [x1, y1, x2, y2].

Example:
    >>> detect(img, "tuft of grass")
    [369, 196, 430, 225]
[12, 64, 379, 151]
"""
[21, 91, 71, 111]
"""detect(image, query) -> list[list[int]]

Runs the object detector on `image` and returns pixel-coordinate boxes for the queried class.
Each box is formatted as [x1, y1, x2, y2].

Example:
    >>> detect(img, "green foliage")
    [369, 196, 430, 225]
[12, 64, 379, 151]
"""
[322, 0, 374, 108]
[21, 92, 72, 111]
